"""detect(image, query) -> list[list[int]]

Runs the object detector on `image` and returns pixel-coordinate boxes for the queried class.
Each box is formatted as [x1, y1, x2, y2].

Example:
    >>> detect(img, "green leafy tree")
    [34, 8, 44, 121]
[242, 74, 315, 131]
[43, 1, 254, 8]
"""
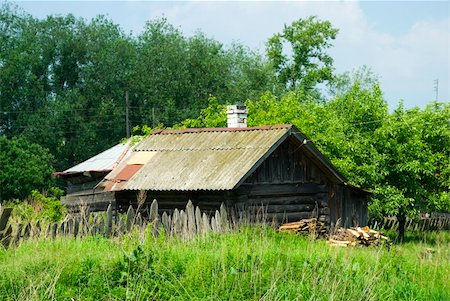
[133, 19, 273, 127]
[0, 136, 54, 202]
[267, 16, 338, 92]
[180, 97, 227, 128]
[370, 102, 450, 240]
[0, 5, 136, 170]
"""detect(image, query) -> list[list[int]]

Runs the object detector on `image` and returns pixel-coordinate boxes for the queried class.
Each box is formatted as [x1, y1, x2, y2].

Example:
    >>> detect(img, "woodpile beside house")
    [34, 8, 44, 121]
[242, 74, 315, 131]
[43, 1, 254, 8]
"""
[328, 226, 390, 247]
[278, 218, 390, 247]
[278, 218, 327, 236]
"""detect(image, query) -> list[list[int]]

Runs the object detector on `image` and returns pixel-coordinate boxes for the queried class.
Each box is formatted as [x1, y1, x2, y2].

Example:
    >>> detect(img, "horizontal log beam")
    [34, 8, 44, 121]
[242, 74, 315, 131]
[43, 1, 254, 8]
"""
[237, 183, 328, 197]
[246, 204, 315, 213]
[240, 195, 329, 207]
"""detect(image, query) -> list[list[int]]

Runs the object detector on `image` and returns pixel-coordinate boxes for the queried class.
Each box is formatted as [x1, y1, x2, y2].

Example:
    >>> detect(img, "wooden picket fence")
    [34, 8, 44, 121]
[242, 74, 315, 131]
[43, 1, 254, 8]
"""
[2, 202, 449, 249]
[370, 215, 450, 231]
[0, 200, 234, 249]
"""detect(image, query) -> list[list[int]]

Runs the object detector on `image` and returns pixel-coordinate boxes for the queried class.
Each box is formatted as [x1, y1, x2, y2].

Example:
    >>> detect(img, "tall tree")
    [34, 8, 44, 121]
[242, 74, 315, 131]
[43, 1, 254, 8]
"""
[267, 16, 338, 93]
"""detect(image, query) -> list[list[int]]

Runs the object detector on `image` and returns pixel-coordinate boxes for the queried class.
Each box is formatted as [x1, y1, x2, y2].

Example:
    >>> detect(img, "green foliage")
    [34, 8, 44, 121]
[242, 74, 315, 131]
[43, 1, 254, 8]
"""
[0, 136, 54, 202]
[180, 97, 228, 128]
[267, 16, 338, 92]
[0, 228, 448, 300]
[6, 188, 66, 222]
[369, 102, 450, 224]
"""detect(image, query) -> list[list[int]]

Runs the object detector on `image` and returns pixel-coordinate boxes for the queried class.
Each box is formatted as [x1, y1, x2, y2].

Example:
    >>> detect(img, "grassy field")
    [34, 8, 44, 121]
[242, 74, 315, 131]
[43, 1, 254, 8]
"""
[0, 227, 449, 301]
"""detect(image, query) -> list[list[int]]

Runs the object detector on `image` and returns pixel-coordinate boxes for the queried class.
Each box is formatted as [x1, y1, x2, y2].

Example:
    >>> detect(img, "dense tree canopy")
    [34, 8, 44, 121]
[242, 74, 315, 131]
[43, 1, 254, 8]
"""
[0, 4, 273, 171]
[0, 136, 54, 202]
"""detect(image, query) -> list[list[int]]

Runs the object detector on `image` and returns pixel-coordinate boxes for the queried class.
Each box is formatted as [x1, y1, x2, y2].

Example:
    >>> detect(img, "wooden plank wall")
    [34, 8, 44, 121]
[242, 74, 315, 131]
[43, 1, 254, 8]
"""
[238, 138, 333, 224]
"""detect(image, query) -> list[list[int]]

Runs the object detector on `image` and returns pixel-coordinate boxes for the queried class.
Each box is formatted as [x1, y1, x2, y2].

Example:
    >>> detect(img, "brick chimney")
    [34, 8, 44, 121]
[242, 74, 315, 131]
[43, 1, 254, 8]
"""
[227, 105, 247, 128]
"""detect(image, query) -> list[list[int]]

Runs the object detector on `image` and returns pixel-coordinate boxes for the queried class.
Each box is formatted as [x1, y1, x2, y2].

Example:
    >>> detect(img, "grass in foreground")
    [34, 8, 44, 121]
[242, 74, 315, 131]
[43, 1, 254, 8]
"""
[0, 227, 449, 301]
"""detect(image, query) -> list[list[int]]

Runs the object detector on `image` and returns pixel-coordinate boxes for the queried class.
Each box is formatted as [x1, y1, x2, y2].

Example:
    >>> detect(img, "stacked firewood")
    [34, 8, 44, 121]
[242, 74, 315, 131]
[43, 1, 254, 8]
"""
[328, 226, 390, 247]
[278, 218, 327, 236]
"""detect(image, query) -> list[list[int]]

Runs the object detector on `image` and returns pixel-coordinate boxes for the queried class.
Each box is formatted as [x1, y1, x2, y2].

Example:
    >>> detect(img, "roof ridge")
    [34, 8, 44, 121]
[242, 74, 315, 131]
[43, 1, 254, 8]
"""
[152, 124, 293, 135]
[135, 146, 271, 152]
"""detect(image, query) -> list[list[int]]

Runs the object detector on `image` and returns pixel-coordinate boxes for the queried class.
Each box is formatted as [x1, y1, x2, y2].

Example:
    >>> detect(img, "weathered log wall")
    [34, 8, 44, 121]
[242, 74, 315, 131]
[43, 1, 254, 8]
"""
[237, 137, 333, 224]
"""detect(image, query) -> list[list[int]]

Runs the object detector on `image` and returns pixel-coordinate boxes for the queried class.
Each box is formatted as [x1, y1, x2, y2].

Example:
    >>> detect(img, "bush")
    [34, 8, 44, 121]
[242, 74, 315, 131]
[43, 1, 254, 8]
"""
[7, 188, 66, 222]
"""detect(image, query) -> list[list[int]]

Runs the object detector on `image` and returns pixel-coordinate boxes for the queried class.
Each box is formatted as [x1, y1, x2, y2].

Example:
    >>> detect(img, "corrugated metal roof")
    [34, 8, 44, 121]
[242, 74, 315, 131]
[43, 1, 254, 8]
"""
[136, 125, 292, 152]
[113, 126, 291, 191]
[62, 141, 132, 174]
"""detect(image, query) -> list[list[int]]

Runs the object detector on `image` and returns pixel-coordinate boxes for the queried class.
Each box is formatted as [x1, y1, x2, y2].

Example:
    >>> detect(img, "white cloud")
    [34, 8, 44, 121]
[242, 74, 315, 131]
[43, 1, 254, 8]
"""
[338, 17, 450, 105]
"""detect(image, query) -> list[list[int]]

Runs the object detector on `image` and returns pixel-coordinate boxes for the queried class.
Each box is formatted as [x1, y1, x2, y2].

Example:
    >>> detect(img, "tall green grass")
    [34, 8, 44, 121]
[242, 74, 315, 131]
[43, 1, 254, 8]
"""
[0, 227, 449, 300]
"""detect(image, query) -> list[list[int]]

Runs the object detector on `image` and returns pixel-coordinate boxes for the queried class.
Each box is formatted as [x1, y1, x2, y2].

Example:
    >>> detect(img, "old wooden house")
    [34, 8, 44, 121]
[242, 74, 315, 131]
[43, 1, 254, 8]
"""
[100, 107, 369, 227]
[56, 141, 133, 211]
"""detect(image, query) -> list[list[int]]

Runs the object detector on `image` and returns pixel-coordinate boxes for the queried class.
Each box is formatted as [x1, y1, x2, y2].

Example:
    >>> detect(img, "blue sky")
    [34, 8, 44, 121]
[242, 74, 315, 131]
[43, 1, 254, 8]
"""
[11, 1, 450, 109]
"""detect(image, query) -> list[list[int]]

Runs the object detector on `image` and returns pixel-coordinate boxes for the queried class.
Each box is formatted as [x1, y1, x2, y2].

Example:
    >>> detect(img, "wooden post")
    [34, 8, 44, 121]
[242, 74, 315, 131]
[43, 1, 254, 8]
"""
[149, 199, 158, 223]
[180, 210, 188, 239]
[126, 205, 135, 231]
[22, 222, 31, 240]
[135, 212, 143, 227]
[211, 216, 216, 232]
[202, 213, 210, 234]
[32, 220, 41, 238]
[220, 203, 229, 231]
[1, 224, 12, 248]
[186, 200, 196, 238]
[173, 209, 181, 236]
[116, 215, 125, 235]
[51, 223, 58, 239]
[125, 90, 131, 138]
[215, 210, 221, 232]
[195, 207, 202, 234]
[0, 207, 12, 233]
[162, 212, 170, 235]
[105, 204, 113, 237]
[12, 223, 23, 246]
[73, 217, 80, 238]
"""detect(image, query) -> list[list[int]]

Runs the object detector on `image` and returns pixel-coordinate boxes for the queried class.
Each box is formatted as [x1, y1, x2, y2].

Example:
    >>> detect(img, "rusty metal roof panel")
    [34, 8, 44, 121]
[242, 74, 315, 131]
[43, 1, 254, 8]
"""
[122, 126, 290, 191]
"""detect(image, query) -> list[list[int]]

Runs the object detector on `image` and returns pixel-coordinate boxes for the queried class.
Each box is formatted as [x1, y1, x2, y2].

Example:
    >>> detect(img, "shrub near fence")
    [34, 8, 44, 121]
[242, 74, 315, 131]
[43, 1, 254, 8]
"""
[0, 200, 232, 249]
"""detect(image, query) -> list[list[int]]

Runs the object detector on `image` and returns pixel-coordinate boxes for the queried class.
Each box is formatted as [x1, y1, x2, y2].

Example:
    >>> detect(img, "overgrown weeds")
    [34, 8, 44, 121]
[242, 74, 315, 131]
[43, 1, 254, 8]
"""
[0, 227, 448, 300]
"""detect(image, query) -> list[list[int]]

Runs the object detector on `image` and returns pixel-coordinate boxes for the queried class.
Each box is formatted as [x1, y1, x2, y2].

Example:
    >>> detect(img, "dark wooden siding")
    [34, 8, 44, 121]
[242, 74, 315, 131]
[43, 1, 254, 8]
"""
[115, 190, 231, 217]
[243, 137, 330, 185]
[235, 137, 334, 224]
